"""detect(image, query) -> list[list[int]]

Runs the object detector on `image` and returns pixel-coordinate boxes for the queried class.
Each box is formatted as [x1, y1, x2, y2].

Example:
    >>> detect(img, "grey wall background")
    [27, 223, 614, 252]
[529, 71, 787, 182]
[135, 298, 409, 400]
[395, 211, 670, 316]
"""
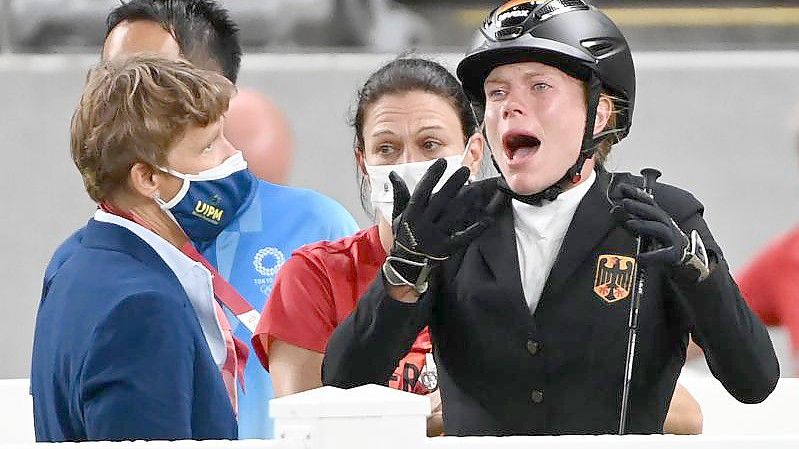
[2, 52, 799, 378]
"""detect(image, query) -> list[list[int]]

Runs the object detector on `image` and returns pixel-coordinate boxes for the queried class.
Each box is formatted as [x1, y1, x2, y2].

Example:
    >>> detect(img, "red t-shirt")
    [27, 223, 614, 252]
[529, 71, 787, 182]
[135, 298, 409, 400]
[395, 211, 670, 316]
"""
[253, 226, 433, 394]
[737, 226, 799, 358]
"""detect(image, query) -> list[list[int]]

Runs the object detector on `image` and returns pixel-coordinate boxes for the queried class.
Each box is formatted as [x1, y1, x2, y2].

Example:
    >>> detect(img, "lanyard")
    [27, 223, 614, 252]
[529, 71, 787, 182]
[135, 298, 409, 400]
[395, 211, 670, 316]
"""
[180, 242, 260, 333]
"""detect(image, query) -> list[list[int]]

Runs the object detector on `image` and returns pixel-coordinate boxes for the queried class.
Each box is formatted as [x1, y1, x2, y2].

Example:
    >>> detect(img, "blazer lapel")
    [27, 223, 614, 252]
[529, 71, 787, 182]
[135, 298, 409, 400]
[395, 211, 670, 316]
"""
[542, 169, 616, 299]
[83, 219, 176, 277]
[476, 198, 530, 314]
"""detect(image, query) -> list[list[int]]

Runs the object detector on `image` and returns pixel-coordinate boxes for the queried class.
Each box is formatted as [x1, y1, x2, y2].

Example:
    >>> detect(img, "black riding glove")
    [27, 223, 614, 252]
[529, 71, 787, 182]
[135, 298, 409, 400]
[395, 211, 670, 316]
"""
[615, 183, 711, 283]
[383, 159, 491, 294]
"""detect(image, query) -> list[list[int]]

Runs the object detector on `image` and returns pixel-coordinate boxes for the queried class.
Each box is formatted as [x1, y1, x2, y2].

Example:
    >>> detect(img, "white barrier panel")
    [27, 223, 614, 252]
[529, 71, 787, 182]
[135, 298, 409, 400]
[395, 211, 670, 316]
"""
[427, 435, 799, 449]
[0, 441, 303, 449]
[0, 379, 34, 443]
[4, 380, 799, 448]
[271, 384, 429, 449]
[679, 373, 799, 435]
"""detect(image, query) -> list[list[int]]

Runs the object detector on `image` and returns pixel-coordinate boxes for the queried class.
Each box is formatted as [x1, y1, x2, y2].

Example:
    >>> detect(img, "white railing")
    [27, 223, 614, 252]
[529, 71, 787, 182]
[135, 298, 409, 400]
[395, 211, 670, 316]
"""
[3, 379, 799, 448]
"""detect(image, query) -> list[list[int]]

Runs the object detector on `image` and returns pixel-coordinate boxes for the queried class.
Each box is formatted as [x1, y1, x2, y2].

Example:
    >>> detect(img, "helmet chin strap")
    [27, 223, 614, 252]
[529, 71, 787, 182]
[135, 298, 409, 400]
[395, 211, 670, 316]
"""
[493, 72, 603, 206]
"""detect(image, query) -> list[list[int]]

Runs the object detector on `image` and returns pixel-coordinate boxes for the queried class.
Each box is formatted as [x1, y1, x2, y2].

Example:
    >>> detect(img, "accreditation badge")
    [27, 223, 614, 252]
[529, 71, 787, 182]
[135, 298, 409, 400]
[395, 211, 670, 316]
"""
[419, 353, 438, 392]
[593, 254, 636, 303]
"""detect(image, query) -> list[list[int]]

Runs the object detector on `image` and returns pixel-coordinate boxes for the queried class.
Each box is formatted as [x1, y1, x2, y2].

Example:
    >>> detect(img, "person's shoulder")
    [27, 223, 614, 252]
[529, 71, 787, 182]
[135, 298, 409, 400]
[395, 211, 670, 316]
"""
[294, 226, 375, 259]
[56, 225, 185, 303]
[256, 180, 337, 207]
[45, 251, 189, 334]
[256, 180, 355, 220]
[45, 226, 88, 280]
[71, 249, 182, 298]
[284, 227, 379, 278]
[609, 170, 703, 221]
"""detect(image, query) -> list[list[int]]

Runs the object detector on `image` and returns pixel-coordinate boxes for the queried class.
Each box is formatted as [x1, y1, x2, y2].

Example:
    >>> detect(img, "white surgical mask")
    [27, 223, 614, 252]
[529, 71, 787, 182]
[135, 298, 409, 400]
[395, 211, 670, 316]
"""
[364, 142, 472, 222]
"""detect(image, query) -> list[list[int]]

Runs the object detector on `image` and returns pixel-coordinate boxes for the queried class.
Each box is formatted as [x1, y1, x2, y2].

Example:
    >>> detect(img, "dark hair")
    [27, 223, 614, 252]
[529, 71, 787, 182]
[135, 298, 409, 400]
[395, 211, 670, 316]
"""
[105, 0, 241, 84]
[351, 57, 481, 217]
[352, 57, 477, 151]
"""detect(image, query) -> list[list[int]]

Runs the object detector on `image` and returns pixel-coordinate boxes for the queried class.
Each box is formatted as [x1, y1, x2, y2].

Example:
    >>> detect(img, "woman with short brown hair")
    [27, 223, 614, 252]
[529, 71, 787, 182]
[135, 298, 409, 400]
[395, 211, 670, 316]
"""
[31, 54, 245, 441]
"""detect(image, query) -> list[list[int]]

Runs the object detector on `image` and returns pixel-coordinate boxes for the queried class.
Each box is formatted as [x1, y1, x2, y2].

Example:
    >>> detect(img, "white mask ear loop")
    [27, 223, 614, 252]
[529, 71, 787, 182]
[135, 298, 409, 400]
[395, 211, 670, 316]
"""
[154, 168, 192, 209]
[153, 191, 168, 209]
[153, 191, 182, 226]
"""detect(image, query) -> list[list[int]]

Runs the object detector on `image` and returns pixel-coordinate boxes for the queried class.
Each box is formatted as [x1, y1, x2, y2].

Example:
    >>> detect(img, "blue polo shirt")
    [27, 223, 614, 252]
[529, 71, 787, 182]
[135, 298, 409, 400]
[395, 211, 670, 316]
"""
[204, 180, 357, 438]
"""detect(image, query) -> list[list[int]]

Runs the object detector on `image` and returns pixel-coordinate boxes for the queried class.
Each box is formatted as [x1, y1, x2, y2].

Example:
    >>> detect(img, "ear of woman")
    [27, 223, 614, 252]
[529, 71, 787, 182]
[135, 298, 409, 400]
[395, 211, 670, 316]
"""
[464, 132, 485, 177]
[128, 161, 160, 199]
[125, 161, 189, 248]
[593, 95, 614, 136]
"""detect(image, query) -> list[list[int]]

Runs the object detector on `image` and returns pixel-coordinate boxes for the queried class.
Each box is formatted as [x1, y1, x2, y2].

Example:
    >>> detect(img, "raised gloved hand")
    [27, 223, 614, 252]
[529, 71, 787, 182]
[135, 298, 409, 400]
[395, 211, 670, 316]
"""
[383, 159, 490, 295]
[615, 183, 711, 282]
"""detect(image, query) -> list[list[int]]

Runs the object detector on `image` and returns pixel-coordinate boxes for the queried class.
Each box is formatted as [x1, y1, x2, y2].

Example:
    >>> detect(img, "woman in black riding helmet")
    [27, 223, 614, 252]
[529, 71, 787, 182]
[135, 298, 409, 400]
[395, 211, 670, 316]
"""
[323, 1, 779, 435]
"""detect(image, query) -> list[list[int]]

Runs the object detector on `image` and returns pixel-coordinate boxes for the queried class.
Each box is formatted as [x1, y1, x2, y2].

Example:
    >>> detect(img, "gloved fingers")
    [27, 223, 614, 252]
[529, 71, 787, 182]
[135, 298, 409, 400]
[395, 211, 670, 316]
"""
[405, 159, 447, 218]
[625, 219, 674, 245]
[618, 183, 656, 206]
[427, 166, 471, 221]
[610, 204, 631, 225]
[437, 185, 484, 232]
[388, 171, 411, 220]
[449, 218, 491, 248]
[638, 246, 679, 265]
[621, 198, 671, 224]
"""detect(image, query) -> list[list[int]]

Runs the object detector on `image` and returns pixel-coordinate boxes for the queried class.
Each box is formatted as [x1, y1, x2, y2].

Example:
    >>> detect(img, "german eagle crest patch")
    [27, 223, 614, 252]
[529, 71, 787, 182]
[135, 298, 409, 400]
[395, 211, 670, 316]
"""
[593, 254, 636, 303]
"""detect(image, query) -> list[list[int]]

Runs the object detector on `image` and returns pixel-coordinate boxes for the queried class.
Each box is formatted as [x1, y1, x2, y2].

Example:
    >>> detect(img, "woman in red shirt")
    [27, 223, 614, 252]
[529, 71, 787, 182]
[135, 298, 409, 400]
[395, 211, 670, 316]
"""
[252, 57, 485, 435]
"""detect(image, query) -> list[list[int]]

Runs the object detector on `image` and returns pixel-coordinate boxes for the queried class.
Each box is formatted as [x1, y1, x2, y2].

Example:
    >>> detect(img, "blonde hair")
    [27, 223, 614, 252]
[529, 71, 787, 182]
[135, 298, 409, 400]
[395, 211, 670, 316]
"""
[71, 53, 235, 202]
[593, 92, 627, 166]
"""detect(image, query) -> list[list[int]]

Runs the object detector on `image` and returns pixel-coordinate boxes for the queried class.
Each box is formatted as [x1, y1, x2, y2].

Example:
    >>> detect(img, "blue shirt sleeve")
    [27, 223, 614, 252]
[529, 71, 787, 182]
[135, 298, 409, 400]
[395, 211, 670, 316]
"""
[80, 291, 197, 441]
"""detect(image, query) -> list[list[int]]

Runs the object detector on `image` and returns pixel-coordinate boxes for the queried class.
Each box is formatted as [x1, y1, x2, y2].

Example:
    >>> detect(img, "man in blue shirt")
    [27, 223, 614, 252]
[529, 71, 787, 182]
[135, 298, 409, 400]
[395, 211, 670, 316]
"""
[42, 0, 358, 439]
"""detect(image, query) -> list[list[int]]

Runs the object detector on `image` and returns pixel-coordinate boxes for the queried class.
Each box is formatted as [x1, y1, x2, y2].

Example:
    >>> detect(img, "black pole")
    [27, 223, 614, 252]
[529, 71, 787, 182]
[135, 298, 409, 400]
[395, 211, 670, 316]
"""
[618, 167, 661, 435]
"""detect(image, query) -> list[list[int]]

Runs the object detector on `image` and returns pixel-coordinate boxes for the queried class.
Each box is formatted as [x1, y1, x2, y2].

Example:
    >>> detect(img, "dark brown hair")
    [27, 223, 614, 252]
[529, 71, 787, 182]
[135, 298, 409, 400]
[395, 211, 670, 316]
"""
[351, 57, 480, 215]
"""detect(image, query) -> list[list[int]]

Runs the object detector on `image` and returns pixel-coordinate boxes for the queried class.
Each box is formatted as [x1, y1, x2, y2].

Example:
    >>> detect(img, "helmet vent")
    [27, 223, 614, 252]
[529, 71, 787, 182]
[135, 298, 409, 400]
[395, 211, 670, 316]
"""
[581, 38, 616, 57]
[496, 26, 525, 40]
[537, 0, 588, 22]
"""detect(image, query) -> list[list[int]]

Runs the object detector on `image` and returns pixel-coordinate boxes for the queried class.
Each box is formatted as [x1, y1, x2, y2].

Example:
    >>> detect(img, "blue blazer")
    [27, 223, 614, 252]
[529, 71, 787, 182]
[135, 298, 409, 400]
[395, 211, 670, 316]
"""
[31, 219, 237, 442]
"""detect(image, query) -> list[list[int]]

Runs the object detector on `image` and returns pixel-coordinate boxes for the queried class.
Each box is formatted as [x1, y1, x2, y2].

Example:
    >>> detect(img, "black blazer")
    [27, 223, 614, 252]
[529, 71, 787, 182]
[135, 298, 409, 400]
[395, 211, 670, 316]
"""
[322, 169, 779, 436]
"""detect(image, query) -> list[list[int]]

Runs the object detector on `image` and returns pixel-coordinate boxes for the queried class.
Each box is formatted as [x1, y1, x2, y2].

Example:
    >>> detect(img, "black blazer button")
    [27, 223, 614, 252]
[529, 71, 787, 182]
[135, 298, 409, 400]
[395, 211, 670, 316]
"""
[531, 389, 544, 404]
[526, 340, 540, 356]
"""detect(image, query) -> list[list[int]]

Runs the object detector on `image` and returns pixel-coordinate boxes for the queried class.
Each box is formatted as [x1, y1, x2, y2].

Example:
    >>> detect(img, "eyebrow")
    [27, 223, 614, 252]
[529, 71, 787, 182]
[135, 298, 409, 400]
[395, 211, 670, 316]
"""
[485, 71, 548, 84]
[370, 128, 398, 138]
[484, 75, 507, 85]
[416, 125, 445, 134]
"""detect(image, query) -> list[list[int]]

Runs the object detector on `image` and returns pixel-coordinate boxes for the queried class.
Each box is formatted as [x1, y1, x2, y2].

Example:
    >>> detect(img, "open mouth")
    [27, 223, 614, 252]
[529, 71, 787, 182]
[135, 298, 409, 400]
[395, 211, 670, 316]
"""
[502, 132, 541, 162]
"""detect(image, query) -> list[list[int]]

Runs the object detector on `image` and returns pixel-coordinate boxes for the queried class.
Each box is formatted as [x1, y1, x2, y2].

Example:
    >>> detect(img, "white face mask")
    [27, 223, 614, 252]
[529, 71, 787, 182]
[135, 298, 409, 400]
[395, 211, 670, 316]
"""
[364, 142, 472, 222]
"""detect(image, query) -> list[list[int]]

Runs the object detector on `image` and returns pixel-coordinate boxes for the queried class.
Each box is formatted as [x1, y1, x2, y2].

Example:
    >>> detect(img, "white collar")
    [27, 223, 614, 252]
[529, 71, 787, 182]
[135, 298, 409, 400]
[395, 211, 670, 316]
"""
[512, 169, 596, 239]
[94, 209, 201, 279]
